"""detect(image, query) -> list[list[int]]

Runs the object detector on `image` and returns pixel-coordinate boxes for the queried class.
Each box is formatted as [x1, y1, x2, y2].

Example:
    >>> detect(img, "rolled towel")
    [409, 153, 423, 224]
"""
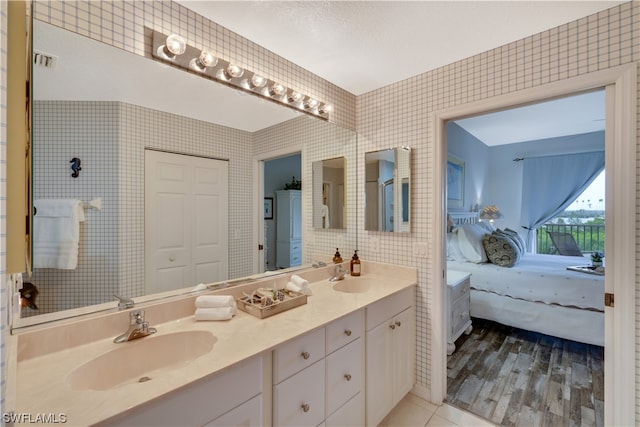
[194, 306, 235, 321]
[286, 281, 312, 296]
[290, 275, 309, 288]
[195, 295, 235, 308]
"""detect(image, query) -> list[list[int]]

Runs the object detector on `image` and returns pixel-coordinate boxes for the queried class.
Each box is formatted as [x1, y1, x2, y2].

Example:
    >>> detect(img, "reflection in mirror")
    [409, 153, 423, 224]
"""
[365, 147, 411, 232]
[21, 20, 356, 327]
[312, 157, 346, 229]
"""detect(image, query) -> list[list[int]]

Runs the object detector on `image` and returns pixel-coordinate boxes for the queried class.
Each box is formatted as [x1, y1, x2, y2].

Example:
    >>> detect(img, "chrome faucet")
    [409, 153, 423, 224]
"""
[330, 264, 349, 282]
[113, 310, 157, 343]
[114, 294, 134, 310]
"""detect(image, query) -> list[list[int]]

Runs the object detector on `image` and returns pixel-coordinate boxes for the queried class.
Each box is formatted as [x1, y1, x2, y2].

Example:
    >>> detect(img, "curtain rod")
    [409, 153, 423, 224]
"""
[512, 149, 604, 162]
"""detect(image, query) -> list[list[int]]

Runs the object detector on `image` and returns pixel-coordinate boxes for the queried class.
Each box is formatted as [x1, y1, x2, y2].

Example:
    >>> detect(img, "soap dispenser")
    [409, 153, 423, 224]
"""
[333, 248, 343, 264]
[350, 250, 361, 276]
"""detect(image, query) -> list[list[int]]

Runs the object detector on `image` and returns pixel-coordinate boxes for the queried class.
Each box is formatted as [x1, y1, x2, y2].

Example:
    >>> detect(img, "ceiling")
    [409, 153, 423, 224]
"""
[175, 1, 620, 142]
[176, 1, 624, 96]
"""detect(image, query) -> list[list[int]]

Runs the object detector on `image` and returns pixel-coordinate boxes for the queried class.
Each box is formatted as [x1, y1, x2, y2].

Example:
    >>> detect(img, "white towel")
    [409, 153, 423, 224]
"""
[33, 199, 85, 269]
[290, 275, 309, 288]
[321, 204, 330, 228]
[195, 295, 235, 308]
[194, 307, 235, 321]
[286, 281, 312, 296]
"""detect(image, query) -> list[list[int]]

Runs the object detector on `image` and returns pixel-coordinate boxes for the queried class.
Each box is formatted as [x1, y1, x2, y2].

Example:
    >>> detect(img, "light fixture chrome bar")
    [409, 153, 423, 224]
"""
[151, 30, 332, 120]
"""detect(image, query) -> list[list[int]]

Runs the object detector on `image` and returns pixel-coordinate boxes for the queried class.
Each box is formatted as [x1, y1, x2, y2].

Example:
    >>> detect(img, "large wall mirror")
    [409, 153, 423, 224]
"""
[365, 147, 411, 233]
[312, 157, 346, 229]
[19, 18, 356, 328]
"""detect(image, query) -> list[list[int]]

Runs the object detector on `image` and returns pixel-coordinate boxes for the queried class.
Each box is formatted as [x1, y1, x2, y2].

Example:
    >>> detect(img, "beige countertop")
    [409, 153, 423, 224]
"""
[11, 261, 417, 426]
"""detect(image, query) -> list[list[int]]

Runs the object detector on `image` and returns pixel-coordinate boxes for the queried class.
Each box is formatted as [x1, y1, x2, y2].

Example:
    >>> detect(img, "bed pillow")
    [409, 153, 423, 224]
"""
[446, 232, 466, 262]
[482, 233, 521, 267]
[455, 223, 489, 263]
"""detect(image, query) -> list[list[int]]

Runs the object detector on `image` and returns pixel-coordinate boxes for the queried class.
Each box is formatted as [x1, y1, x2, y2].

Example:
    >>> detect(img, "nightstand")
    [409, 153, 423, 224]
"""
[446, 270, 473, 355]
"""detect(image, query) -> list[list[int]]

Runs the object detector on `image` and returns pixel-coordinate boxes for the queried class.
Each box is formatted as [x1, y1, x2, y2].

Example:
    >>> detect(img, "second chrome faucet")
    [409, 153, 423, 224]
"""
[113, 310, 157, 343]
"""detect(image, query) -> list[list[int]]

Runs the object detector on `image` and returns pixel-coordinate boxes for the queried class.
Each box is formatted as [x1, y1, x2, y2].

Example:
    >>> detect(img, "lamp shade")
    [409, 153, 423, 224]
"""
[480, 205, 503, 220]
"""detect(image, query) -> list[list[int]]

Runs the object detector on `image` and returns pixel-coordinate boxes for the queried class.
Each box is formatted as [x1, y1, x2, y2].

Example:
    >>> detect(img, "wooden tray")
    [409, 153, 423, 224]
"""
[237, 290, 307, 319]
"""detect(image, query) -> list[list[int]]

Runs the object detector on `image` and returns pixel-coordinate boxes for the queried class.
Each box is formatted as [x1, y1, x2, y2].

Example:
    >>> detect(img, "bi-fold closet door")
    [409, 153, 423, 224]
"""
[145, 149, 228, 293]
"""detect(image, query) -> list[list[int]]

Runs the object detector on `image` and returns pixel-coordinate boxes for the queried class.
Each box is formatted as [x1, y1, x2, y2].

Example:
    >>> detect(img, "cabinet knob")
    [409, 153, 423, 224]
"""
[344, 373, 352, 381]
[169, 256, 175, 262]
[301, 351, 310, 360]
[395, 321, 402, 327]
[344, 329, 352, 336]
[389, 324, 396, 330]
[301, 403, 310, 412]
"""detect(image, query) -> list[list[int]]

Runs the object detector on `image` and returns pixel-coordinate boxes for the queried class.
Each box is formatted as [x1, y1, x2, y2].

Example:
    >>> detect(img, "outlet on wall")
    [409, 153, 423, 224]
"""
[413, 242, 428, 258]
[370, 237, 380, 253]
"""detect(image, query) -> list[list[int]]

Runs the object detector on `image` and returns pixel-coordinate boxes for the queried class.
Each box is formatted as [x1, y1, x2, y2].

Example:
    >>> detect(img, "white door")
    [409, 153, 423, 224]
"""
[145, 150, 228, 293]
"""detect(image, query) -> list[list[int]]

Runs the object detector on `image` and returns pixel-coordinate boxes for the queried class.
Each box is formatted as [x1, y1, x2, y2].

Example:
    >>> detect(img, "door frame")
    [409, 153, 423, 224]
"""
[430, 64, 636, 426]
[252, 146, 303, 275]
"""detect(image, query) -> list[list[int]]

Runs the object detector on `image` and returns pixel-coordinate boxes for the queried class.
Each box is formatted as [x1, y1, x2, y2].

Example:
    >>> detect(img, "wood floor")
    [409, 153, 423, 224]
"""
[446, 318, 604, 427]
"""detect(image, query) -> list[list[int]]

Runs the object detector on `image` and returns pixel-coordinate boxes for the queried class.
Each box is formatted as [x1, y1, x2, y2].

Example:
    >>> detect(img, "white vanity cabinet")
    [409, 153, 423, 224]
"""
[103, 355, 263, 426]
[276, 190, 302, 268]
[365, 288, 416, 427]
[272, 309, 365, 427]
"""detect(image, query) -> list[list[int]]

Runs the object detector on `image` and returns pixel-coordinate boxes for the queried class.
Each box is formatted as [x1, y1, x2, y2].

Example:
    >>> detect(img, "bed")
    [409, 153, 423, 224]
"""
[447, 212, 604, 347]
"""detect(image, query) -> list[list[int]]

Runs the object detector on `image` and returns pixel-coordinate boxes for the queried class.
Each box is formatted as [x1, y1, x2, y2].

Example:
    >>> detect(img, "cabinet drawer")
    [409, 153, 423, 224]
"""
[326, 309, 363, 354]
[326, 338, 362, 415]
[273, 360, 325, 427]
[449, 278, 470, 302]
[205, 394, 262, 426]
[273, 327, 325, 383]
[325, 392, 363, 427]
[450, 296, 471, 336]
[366, 287, 414, 330]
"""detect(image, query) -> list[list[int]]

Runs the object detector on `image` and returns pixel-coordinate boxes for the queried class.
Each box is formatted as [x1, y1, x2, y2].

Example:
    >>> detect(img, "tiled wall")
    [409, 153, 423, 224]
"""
[0, 0, 7, 413]
[357, 0, 639, 400]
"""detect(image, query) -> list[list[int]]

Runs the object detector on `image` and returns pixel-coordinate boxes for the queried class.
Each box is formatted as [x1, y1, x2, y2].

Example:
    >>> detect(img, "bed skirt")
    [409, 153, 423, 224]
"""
[470, 290, 604, 347]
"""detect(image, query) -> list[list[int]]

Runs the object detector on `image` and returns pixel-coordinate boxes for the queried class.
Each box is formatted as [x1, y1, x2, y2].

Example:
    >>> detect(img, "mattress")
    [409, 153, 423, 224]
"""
[447, 253, 604, 311]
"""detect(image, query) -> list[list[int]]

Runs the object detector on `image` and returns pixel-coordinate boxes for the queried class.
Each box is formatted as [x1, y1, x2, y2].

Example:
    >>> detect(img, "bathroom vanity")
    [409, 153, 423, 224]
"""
[9, 261, 416, 426]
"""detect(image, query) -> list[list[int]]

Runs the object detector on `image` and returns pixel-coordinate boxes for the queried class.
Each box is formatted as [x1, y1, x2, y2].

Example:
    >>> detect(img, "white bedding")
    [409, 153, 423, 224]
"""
[447, 253, 604, 311]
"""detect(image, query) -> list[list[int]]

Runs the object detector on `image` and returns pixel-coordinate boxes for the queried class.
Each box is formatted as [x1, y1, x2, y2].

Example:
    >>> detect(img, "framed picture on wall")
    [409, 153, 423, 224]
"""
[447, 156, 465, 208]
[264, 197, 274, 220]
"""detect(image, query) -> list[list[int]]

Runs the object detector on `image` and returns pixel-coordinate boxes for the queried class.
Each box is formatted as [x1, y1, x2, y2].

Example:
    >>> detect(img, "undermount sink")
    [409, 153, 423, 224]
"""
[66, 330, 215, 391]
[332, 278, 373, 293]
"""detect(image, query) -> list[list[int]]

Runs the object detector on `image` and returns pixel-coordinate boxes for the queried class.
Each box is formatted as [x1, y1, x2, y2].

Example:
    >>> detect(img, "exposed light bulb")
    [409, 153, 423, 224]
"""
[225, 64, 244, 79]
[250, 74, 267, 89]
[197, 50, 217, 68]
[288, 91, 303, 103]
[164, 34, 186, 57]
[304, 97, 319, 109]
[318, 103, 333, 114]
[269, 83, 287, 97]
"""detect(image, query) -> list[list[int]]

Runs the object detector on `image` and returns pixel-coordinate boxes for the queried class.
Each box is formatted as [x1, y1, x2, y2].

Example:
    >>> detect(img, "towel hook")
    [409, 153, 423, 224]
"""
[70, 157, 82, 178]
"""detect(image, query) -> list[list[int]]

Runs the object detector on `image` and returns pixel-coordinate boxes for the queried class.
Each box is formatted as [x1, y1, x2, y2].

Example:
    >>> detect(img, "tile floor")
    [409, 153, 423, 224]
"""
[379, 393, 496, 427]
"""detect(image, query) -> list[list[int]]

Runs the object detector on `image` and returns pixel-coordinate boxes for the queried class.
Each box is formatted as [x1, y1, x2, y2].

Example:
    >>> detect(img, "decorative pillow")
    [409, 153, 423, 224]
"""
[495, 228, 525, 255]
[455, 224, 489, 263]
[482, 233, 521, 267]
[504, 228, 527, 253]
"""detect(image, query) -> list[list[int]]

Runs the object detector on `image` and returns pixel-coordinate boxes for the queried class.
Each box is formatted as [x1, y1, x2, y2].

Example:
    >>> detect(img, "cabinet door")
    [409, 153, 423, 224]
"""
[326, 338, 362, 415]
[325, 392, 363, 427]
[291, 192, 302, 240]
[205, 394, 262, 427]
[392, 306, 415, 405]
[365, 320, 393, 426]
[273, 360, 325, 427]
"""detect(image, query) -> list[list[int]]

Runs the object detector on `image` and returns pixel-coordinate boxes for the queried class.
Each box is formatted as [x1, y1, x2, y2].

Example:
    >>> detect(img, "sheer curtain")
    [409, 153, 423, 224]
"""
[520, 151, 605, 251]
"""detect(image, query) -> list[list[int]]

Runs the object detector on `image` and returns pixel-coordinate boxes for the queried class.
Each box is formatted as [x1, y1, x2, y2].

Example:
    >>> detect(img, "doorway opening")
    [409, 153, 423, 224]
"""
[263, 153, 302, 271]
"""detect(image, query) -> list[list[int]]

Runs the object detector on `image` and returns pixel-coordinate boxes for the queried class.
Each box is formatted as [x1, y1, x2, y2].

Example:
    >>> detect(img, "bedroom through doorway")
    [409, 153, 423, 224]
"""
[443, 89, 606, 426]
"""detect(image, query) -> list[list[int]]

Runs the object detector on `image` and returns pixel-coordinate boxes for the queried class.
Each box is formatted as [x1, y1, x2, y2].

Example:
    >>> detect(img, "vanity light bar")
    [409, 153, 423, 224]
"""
[151, 30, 332, 120]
